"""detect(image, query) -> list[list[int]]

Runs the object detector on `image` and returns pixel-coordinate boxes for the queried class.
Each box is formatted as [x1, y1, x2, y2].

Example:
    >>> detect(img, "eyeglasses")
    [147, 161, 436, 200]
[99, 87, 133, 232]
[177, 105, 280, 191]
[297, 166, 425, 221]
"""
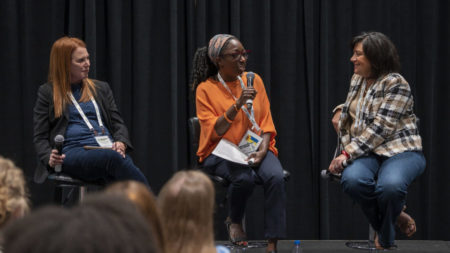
[222, 50, 250, 61]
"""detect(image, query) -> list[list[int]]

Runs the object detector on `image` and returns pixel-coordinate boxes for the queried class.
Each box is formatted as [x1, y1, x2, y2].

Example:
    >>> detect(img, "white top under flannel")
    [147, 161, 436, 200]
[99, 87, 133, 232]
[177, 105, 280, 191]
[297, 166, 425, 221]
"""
[337, 73, 422, 159]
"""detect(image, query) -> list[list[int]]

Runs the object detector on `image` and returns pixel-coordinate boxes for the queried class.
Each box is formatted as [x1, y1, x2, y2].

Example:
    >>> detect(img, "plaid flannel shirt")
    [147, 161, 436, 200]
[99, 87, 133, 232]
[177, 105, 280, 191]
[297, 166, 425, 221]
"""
[338, 73, 422, 159]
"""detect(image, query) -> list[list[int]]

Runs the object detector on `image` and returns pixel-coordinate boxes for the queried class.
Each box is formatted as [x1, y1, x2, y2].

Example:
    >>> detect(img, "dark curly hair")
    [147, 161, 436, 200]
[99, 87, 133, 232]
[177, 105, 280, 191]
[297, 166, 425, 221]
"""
[351, 32, 401, 79]
[190, 37, 236, 92]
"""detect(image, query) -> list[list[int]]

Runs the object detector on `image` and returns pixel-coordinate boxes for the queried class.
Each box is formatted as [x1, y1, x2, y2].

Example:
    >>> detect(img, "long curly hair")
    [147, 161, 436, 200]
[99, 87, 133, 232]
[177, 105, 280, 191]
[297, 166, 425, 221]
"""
[190, 37, 235, 92]
[190, 47, 218, 92]
[0, 156, 29, 228]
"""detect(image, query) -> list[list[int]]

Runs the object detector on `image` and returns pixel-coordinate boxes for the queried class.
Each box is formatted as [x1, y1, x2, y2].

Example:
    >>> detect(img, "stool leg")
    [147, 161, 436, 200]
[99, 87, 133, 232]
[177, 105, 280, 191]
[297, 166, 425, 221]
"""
[368, 224, 376, 248]
[345, 223, 378, 250]
[242, 214, 246, 233]
[54, 185, 63, 205]
[79, 186, 87, 202]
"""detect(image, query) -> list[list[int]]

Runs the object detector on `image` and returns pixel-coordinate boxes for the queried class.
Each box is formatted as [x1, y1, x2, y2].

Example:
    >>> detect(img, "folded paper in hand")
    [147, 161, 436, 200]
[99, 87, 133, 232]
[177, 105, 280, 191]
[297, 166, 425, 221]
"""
[212, 139, 249, 165]
[212, 131, 262, 165]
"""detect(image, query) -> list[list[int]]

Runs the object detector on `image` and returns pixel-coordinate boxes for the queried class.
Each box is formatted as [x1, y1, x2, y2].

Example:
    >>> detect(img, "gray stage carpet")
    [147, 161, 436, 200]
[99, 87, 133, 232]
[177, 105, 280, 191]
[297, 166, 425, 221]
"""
[216, 240, 450, 252]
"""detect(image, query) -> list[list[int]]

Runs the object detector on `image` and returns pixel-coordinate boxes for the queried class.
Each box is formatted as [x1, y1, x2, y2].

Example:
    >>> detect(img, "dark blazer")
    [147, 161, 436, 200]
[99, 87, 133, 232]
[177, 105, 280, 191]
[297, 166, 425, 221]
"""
[33, 80, 133, 183]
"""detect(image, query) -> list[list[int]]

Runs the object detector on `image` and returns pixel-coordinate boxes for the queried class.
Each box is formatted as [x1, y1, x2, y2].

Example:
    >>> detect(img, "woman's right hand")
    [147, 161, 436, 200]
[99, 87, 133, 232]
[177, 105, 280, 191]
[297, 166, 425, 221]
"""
[328, 154, 347, 174]
[214, 86, 257, 136]
[236, 87, 257, 108]
[48, 149, 65, 168]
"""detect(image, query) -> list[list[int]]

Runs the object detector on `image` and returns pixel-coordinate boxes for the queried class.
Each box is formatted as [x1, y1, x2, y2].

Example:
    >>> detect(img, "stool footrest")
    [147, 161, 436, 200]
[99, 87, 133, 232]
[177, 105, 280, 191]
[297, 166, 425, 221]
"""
[345, 241, 376, 250]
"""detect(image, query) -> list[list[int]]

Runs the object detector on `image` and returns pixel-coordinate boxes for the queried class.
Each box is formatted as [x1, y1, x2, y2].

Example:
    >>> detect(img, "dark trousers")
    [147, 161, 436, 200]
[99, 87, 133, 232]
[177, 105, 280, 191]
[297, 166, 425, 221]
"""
[203, 151, 286, 239]
[62, 147, 150, 187]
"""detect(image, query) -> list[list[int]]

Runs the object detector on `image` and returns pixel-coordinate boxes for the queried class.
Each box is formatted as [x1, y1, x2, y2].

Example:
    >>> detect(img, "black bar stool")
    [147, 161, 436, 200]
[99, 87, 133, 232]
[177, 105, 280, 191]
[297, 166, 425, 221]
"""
[188, 116, 290, 248]
[48, 172, 104, 206]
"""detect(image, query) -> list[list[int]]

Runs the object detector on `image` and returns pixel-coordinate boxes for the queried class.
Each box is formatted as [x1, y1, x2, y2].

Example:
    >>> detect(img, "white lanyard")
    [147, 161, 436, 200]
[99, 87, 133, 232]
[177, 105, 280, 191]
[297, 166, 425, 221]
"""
[217, 73, 261, 132]
[69, 93, 105, 136]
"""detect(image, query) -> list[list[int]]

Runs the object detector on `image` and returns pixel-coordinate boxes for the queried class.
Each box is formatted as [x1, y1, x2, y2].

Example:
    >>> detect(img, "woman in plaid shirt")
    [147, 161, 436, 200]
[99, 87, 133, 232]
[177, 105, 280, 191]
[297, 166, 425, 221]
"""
[329, 32, 426, 249]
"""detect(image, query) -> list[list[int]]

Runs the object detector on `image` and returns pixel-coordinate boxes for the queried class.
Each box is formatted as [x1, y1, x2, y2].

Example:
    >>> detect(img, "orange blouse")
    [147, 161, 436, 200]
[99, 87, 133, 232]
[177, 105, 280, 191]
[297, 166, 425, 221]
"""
[196, 72, 278, 162]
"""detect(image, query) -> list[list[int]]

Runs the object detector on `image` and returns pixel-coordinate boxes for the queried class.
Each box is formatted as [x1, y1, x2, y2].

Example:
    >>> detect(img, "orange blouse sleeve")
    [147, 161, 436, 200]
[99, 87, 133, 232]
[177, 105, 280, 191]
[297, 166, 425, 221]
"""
[195, 83, 222, 161]
[253, 74, 278, 156]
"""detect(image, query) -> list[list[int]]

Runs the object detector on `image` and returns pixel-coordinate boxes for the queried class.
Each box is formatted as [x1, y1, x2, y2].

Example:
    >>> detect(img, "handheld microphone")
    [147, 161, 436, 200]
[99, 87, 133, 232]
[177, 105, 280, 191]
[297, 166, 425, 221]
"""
[320, 159, 352, 181]
[320, 169, 341, 181]
[342, 159, 352, 168]
[54, 135, 64, 173]
[246, 72, 255, 110]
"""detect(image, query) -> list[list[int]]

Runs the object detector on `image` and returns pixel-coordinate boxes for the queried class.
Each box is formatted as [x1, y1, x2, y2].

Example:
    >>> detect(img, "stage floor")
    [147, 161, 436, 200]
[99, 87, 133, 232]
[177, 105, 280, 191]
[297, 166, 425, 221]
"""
[217, 240, 450, 252]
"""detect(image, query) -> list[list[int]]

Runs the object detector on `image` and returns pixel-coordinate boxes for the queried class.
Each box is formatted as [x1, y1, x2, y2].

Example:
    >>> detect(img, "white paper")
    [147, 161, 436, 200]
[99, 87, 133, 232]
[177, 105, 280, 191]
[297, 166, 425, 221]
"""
[212, 139, 249, 165]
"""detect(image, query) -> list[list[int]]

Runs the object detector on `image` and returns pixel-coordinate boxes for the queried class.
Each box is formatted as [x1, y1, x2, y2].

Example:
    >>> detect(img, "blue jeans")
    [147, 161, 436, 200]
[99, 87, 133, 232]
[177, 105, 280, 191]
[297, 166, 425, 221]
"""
[62, 147, 150, 187]
[340, 151, 425, 247]
[203, 151, 287, 239]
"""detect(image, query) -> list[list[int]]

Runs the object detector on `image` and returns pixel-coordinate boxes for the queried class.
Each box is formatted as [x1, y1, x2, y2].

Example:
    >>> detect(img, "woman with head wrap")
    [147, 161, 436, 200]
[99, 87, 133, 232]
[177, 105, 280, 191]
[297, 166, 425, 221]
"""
[191, 34, 286, 253]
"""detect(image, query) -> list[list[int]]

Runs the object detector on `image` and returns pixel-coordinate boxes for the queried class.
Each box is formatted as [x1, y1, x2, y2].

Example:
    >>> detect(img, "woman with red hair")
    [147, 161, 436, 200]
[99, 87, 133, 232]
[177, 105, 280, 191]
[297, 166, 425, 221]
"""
[33, 36, 149, 186]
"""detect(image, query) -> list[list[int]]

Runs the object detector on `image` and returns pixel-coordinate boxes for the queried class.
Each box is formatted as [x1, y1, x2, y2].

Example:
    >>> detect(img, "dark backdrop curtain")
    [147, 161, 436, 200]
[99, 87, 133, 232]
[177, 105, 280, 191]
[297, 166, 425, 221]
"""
[0, 0, 448, 241]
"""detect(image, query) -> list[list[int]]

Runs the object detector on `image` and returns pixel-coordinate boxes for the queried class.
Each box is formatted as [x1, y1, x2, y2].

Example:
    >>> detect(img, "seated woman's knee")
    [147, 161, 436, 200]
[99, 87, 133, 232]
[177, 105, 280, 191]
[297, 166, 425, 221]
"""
[108, 150, 125, 160]
[234, 172, 255, 188]
[103, 151, 129, 168]
[341, 174, 373, 195]
[269, 171, 285, 186]
[377, 179, 407, 200]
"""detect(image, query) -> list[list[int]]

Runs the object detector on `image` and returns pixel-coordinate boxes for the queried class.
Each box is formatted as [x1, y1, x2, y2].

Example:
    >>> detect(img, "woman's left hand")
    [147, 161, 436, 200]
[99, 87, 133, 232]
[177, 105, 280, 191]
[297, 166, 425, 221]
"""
[247, 150, 267, 166]
[112, 141, 126, 158]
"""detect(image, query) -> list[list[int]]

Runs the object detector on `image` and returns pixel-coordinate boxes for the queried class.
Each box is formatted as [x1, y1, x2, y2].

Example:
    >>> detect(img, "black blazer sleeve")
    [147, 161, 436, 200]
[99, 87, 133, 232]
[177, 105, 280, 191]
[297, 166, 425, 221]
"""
[33, 84, 53, 171]
[95, 81, 134, 150]
[33, 83, 69, 183]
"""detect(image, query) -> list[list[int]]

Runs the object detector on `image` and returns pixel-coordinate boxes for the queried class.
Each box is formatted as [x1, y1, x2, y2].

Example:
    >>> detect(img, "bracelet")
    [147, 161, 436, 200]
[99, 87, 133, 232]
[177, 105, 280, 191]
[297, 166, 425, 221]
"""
[233, 103, 240, 112]
[223, 112, 233, 123]
[341, 150, 350, 159]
